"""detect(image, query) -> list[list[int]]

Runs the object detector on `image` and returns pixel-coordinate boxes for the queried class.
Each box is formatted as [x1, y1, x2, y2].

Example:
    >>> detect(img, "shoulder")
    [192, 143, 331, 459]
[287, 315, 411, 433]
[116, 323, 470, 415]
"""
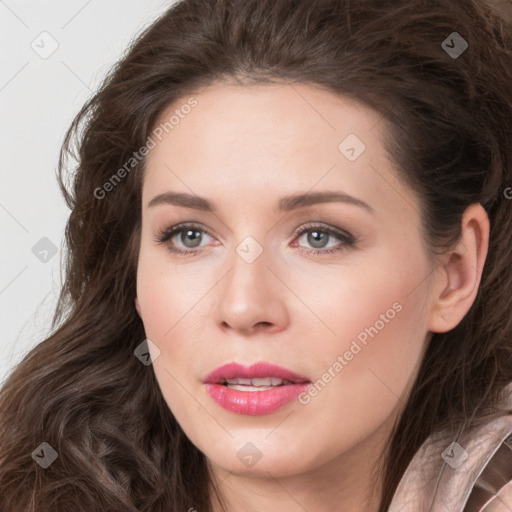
[464, 433, 512, 511]
[389, 385, 512, 511]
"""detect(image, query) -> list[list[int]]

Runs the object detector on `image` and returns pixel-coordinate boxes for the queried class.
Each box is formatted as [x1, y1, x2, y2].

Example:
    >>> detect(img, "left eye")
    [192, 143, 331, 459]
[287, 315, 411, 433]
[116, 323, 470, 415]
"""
[292, 223, 356, 255]
[295, 227, 342, 250]
[155, 222, 355, 256]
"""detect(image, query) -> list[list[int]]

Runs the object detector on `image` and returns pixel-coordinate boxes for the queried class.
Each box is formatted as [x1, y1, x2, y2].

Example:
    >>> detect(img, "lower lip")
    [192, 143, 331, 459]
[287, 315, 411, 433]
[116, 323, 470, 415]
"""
[204, 382, 311, 415]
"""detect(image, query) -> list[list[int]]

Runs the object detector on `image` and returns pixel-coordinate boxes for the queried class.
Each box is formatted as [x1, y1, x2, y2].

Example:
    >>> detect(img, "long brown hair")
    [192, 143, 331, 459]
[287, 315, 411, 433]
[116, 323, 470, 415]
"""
[1, 0, 511, 510]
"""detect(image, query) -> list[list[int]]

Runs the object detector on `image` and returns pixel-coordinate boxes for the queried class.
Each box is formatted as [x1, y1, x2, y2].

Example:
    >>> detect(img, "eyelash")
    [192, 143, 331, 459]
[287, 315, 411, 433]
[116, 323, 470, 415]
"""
[154, 221, 356, 257]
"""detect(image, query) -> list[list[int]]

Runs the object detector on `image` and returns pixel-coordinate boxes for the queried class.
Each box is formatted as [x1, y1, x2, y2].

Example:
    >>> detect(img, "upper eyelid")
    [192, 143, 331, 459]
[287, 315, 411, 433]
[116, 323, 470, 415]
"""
[296, 222, 354, 238]
[162, 221, 348, 234]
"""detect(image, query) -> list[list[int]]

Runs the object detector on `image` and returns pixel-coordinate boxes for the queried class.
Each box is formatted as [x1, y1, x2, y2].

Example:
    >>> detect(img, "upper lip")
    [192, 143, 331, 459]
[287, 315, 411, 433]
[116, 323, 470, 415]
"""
[203, 362, 311, 384]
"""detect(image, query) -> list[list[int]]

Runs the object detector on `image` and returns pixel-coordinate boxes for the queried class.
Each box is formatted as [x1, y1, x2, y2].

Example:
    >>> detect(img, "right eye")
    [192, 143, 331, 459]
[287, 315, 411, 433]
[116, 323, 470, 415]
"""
[154, 222, 216, 255]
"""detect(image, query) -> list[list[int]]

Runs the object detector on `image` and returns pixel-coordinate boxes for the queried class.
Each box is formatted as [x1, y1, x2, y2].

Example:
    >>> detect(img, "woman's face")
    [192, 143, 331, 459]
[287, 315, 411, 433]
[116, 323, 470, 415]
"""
[135, 82, 436, 479]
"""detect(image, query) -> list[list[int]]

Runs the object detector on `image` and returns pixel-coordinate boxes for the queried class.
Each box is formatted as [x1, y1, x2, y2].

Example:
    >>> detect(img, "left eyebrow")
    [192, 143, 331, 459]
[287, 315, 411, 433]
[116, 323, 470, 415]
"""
[278, 191, 375, 215]
[147, 190, 375, 215]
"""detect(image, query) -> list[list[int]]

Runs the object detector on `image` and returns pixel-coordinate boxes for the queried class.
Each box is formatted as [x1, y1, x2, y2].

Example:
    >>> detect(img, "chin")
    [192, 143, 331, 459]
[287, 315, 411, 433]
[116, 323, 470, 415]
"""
[205, 443, 322, 478]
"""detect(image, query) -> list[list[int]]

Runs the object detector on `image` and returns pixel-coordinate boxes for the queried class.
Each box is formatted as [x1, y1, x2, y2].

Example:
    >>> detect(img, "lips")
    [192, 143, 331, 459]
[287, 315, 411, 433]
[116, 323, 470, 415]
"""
[203, 362, 310, 385]
[203, 362, 312, 415]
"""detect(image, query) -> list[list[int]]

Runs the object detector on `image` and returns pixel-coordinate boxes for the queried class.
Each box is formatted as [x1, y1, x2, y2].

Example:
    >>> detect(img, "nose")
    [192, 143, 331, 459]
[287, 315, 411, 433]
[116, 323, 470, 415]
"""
[215, 242, 289, 336]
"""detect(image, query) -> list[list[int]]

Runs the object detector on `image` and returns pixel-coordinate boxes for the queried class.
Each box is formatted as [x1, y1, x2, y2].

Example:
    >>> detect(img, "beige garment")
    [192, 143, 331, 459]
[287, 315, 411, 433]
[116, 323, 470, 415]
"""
[389, 383, 512, 512]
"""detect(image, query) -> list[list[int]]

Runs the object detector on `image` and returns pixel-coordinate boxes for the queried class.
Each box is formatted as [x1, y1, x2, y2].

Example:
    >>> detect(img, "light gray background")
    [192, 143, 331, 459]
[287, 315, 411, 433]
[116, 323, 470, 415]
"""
[0, 0, 177, 384]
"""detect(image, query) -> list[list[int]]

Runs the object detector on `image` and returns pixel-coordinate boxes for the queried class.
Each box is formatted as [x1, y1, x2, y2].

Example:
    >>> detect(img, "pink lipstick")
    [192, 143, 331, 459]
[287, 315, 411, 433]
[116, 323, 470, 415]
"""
[203, 362, 311, 415]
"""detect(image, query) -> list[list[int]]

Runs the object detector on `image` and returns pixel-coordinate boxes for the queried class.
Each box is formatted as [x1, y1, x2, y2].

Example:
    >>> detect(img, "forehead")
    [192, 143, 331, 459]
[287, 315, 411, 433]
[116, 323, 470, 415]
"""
[141, 81, 417, 221]
[147, 81, 383, 166]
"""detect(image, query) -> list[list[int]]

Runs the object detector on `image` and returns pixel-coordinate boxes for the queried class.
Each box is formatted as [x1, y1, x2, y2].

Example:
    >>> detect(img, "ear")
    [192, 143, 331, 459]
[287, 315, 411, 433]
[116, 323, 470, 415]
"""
[135, 296, 141, 317]
[428, 203, 490, 333]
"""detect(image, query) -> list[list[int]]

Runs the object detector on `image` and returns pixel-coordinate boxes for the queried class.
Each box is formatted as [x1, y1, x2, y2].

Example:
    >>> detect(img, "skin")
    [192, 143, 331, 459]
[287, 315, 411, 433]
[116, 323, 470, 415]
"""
[134, 81, 489, 512]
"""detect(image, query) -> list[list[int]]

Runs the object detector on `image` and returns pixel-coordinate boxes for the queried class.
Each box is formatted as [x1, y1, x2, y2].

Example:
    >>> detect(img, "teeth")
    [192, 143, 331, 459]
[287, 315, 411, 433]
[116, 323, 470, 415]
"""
[221, 377, 292, 387]
[227, 385, 274, 392]
[225, 378, 252, 385]
[251, 377, 273, 386]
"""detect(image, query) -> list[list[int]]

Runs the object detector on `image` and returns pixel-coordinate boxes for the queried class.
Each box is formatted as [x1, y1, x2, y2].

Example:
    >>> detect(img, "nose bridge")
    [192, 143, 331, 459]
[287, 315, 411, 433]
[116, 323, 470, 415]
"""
[227, 219, 271, 283]
[225, 234, 271, 307]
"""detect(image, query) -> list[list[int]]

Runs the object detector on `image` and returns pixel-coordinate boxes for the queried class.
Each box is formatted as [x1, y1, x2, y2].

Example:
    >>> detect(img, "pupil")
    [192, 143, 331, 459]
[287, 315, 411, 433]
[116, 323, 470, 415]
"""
[182, 229, 202, 248]
[308, 231, 328, 248]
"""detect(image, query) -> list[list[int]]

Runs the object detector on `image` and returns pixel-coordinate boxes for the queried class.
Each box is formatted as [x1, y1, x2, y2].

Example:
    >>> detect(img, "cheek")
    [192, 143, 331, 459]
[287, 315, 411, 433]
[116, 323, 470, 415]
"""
[135, 251, 215, 389]
[136, 257, 205, 415]
[297, 249, 430, 438]
[136, 248, 199, 338]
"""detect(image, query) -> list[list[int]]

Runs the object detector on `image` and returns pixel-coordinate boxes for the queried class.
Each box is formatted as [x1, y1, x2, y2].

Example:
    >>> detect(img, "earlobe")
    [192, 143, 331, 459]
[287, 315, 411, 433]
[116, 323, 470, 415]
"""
[428, 203, 489, 333]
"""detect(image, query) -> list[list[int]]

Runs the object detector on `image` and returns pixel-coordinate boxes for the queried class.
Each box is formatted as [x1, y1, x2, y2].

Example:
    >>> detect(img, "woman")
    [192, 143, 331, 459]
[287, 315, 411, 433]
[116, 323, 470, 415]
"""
[0, 0, 511, 510]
